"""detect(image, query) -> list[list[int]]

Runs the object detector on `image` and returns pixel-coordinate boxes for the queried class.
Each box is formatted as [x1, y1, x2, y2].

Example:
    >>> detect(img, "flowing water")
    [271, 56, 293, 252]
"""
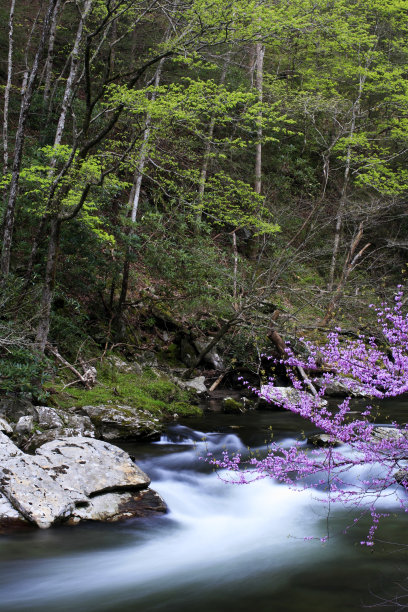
[1, 403, 408, 611]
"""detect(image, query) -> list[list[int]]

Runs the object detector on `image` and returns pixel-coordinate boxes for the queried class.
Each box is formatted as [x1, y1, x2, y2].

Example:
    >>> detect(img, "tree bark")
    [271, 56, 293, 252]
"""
[246, 42, 264, 260]
[52, 0, 92, 155]
[116, 53, 167, 316]
[3, 0, 16, 176]
[43, 0, 61, 106]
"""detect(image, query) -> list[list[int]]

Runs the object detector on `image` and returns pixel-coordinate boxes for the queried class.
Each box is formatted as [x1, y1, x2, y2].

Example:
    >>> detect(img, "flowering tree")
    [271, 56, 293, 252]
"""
[209, 288, 408, 545]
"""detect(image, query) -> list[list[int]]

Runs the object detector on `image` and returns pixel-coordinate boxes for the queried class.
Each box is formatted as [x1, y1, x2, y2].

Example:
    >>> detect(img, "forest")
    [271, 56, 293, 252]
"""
[1, 0, 408, 400]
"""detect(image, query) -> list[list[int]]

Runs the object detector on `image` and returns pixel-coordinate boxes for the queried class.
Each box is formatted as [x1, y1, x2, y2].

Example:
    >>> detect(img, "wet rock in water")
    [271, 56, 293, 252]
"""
[35, 437, 150, 496]
[259, 386, 327, 410]
[222, 397, 246, 414]
[394, 469, 408, 486]
[308, 433, 343, 447]
[371, 426, 408, 443]
[68, 489, 166, 524]
[314, 377, 370, 398]
[79, 405, 162, 441]
[0, 433, 159, 529]
[0, 432, 87, 529]
[0, 491, 31, 532]
[258, 387, 302, 409]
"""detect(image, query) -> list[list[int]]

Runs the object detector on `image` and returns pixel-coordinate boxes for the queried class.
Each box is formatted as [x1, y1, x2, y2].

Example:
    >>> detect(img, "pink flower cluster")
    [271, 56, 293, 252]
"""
[209, 288, 408, 544]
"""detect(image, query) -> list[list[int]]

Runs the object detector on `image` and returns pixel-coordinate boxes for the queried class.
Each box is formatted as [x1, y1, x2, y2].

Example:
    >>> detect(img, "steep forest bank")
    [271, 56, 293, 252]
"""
[1, 0, 408, 439]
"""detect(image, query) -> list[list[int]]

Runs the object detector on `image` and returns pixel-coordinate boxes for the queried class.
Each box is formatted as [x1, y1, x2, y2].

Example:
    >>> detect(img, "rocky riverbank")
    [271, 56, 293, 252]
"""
[0, 433, 166, 530]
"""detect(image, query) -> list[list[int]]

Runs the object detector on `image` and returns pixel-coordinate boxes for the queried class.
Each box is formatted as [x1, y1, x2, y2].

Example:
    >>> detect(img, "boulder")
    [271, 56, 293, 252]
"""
[308, 433, 343, 447]
[371, 426, 408, 443]
[79, 405, 162, 440]
[0, 396, 36, 423]
[20, 408, 96, 452]
[0, 491, 30, 532]
[107, 356, 142, 375]
[259, 386, 327, 409]
[182, 376, 208, 395]
[0, 433, 160, 529]
[35, 437, 150, 496]
[315, 377, 370, 398]
[222, 397, 246, 414]
[15, 415, 35, 435]
[34, 406, 64, 429]
[0, 432, 87, 529]
[24, 427, 95, 453]
[394, 469, 408, 486]
[67, 489, 166, 524]
[179, 337, 196, 368]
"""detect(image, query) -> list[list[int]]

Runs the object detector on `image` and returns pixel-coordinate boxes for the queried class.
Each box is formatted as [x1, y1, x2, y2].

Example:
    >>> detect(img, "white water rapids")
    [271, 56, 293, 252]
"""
[0, 417, 407, 611]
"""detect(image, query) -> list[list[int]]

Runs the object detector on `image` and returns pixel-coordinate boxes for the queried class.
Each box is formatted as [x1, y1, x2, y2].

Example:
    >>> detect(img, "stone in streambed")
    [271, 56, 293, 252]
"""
[68, 489, 166, 524]
[0, 491, 30, 532]
[34, 437, 150, 496]
[308, 433, 343, 447]
[0, 432, 87, 529]
[79, 405, 161, 441]
[222, 397, 246, 414]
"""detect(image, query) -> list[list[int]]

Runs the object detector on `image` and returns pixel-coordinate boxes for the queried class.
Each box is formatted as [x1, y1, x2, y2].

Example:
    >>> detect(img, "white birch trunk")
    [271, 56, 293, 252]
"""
[3, 0, 16, 175]
[254, 42, 264, 197]
[43, 0, 61, 105]
[52, 0, 92, 154]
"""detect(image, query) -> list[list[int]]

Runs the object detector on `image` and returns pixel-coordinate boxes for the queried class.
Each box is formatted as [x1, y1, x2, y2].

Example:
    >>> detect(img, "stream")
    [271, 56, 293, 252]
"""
[1, 402, 408, 611]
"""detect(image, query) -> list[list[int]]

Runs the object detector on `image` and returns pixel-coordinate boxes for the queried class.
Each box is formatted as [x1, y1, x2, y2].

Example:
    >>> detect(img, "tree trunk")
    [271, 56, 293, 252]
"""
[116, 54, 167, 315]
[195, 54, 231, 225]
[52, 0, 92, 155]
[3, 0, 16, 176]
[1, 0, 59, 278]
[254, 42, 264, 198]
[246, 42, 264, 260]
[43, 0, 61, 106]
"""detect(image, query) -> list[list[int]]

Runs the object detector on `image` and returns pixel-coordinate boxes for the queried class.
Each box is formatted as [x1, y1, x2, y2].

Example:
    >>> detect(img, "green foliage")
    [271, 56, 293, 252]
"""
[0, 348, 50, 401]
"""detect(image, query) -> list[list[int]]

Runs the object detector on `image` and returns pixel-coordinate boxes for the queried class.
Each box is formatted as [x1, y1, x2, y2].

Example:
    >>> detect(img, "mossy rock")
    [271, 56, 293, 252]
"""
[222, 397, 245, 414]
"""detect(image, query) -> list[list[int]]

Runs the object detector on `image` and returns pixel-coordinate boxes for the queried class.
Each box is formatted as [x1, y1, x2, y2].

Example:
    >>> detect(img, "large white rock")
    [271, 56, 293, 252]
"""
[35, 437, 150, 496]
[0, 432, 87, 528]
[0, 433, 154, 529]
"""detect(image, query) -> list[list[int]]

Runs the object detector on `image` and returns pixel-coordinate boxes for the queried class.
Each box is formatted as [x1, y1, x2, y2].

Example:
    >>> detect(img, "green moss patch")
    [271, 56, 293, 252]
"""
[47, 366, 202, 419]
